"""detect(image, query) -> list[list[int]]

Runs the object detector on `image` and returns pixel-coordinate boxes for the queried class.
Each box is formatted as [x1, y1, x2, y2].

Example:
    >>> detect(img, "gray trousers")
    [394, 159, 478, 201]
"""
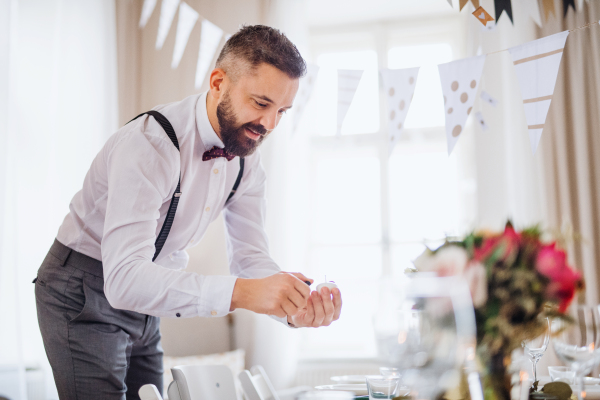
[35, 239, 164, 400]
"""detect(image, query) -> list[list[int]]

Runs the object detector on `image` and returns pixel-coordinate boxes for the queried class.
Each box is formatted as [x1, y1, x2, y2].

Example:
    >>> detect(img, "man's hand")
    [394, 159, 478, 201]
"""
[230, 272, 313, 318]
[288, 286, 342, 328]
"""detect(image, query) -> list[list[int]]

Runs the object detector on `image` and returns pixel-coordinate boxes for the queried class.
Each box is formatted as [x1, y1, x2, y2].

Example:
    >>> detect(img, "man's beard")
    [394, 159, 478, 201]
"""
[216, 91, 269, 158]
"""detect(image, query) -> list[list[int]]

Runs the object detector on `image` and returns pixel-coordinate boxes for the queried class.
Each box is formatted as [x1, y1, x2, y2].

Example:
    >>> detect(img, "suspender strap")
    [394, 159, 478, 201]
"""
[128, 111, 181, 261]
[226, 157, 245, 204]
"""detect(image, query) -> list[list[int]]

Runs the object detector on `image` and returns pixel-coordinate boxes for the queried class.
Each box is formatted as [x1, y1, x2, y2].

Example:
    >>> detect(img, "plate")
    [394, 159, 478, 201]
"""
[315, 384, 368, 396]
[331, 375, 367, 384]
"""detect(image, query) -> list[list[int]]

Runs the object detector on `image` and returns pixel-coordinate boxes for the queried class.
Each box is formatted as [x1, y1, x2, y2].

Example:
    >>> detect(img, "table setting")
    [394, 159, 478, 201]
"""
[306, 221, 599, 400]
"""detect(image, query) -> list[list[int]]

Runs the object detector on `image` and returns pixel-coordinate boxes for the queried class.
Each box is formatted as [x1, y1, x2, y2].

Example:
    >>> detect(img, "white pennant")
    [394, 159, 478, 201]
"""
[519, 0, 542, 27]
[508, 30, 569, 154]
[380, 67, 420, 155]
[336, 70, 364, 136]
[171, 2, 199, 69]
[438, 55, 486, 155]
[195, 19, 223, 89]
[155, 0, 180, 50]
[292, 64, 320, 134]
[139, 0, 157, 28]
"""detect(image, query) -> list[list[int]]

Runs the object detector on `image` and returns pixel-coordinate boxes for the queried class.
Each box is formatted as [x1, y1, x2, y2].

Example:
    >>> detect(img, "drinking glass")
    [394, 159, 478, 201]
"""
[552, 305, 600, 400]
[365, 375, 401, 399]
[522, 318, 550, 383]
[385, 276, 482, 400]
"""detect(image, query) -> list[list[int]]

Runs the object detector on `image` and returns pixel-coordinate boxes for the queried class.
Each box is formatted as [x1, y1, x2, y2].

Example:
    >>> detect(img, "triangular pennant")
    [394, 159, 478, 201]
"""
[495, 0, 514, 23]
[155, 0, 180, 50]
[336, 70, 364, 136]
[139, 0, 157, 28]
[380, 68, 420, 155]
[508, 30, 569, 154]
[460, 0, 480, 10]
[447, 0, 453, 7]
[562, 0, 576, 16]
[292, 65, 320, 134]
[519, 0, 542, 27]
[171, 2, 199, 69]
[194, 19, 223, 89]
[473, 6, 495, 26]
[541, 0, 556, 21]
[438, 55, 487, 155]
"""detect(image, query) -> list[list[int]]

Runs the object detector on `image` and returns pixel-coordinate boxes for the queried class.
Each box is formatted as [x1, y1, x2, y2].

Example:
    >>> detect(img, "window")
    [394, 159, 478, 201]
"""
[299, 19, 473, 359]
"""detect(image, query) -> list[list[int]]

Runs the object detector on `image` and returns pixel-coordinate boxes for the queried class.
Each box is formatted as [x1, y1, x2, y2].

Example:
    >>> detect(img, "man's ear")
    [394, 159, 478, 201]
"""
[209, 68, 227, 100]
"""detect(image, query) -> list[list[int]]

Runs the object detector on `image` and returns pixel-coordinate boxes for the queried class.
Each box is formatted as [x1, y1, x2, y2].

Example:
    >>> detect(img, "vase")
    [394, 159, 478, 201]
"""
[482, 352, 512, 400]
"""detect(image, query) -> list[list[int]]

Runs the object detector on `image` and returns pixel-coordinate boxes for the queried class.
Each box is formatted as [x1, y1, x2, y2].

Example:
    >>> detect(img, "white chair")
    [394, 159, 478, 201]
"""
[167, 364, 238, 400]
[238, 365, 280, 400]
[139, 384, 164, 400]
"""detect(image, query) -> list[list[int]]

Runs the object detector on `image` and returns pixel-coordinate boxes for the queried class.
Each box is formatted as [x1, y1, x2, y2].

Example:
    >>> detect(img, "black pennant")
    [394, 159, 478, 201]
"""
[494, 0, 513, 24]
[563, 0, 576, 16]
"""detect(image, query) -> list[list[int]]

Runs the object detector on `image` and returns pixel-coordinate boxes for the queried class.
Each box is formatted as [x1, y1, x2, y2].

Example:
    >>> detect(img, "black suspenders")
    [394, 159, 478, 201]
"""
[127, 110, 244, 261]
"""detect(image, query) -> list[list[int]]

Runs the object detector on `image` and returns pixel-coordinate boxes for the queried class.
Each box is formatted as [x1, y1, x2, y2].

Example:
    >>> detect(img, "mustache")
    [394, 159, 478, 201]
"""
[242, 122, 267, 136]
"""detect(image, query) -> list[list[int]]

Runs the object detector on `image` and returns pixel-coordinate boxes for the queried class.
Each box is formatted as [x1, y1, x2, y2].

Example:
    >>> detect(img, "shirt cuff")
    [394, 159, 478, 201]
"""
[198, 275, 238, 317]
[269, 314, 293, 327]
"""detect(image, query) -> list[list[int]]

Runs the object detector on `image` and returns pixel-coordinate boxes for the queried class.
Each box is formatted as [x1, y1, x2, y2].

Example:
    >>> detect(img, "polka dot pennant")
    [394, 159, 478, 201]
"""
[292, 64, 320, 135]
[438, 54, 486, 155]
[337, 69, 364, 136]
[380, 67, 420, 156]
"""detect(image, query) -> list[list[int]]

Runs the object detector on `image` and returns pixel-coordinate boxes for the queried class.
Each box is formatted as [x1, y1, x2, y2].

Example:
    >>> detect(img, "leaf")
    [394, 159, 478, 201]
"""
[542, 382, 573, 400]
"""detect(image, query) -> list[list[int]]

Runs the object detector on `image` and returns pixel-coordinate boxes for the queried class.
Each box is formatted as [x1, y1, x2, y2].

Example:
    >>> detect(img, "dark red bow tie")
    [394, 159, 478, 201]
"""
[202, 146, 235, 161]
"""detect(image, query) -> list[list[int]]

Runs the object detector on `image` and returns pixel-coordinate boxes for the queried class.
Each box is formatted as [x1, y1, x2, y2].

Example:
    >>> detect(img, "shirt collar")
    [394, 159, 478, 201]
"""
[196, 91, 224, 150]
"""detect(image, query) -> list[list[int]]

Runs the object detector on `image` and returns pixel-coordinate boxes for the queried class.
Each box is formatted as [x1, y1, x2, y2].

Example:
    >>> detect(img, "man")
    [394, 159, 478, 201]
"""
[34, 25, 342, 399]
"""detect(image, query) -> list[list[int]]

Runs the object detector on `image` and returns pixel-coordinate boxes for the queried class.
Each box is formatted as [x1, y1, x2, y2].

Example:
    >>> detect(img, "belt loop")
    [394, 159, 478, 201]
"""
[61, 249, 72, 267]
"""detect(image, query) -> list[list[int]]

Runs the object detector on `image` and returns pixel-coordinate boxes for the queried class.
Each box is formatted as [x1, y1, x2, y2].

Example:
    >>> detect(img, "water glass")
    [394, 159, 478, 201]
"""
[548, 366, 575, 383]
[522, 318, 550, 383]
[366, 375, 401, 399]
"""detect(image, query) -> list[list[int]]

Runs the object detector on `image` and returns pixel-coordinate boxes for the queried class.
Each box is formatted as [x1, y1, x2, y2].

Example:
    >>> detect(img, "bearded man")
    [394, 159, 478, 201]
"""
[34, 25, 342, 399]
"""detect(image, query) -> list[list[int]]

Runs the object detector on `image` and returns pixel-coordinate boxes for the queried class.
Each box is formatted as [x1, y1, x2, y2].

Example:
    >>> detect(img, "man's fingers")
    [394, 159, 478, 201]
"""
[287, 286, 307, 309]
[311, 291, 325, 327]
[332, 288, 342, 321]
[304, 297, 315, 323]
[289, 272, 314, 286]
[320, 287, 335, 326]
[292, 277, 311, 300]
[281, 299, 299, 318]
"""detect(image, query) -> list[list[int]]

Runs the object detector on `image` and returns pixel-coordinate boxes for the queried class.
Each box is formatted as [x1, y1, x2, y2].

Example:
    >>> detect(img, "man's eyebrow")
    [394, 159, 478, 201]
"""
[253, 94, 293, 109]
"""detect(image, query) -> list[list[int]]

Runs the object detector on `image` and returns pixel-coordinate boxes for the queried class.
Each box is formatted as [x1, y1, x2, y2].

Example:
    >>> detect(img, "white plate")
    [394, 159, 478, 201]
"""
[315, 384, 368, 396]
[330, 375, 367, 384]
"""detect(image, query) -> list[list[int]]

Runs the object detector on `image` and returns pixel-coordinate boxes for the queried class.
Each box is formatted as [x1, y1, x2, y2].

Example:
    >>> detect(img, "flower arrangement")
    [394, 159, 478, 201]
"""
[413, 222, 584, 400]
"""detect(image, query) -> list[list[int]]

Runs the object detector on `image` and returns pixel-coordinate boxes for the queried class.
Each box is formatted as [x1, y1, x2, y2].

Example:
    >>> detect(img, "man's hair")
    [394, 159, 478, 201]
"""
[215, 25, 306, 81]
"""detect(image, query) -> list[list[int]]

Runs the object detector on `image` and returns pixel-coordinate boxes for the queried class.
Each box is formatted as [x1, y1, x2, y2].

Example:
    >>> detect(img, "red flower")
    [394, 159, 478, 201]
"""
[536, 243, 582, 312]
[474, 224, 521, 263]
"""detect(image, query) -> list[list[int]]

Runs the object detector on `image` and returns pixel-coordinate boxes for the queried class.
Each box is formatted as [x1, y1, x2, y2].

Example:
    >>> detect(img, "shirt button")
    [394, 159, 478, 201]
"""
[213, 169, 219, 174]
[176, 313, 181, 317]
[205, 207, 210, 212]
[211, 310, 217, 316]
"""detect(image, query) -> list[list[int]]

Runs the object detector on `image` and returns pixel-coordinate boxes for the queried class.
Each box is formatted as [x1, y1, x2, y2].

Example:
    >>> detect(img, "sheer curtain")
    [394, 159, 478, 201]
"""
[0, 0, 118, 398]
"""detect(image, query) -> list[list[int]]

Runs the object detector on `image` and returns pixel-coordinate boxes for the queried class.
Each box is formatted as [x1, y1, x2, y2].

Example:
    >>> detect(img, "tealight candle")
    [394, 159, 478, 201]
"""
[316, 282, 338, 292]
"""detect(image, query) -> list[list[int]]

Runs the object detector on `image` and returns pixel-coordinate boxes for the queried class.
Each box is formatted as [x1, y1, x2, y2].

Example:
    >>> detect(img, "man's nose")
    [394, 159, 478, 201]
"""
[260, 110, 278, 131]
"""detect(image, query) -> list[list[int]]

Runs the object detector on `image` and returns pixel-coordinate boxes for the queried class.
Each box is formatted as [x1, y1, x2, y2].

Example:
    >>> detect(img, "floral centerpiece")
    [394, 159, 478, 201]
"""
[413, 222, 584, 400]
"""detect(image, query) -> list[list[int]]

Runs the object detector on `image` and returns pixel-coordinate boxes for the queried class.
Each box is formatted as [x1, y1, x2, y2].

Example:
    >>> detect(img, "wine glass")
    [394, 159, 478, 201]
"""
[385, 275, 481, 400]
[552, 305, 600, 400]
[522, 318, 550, 384]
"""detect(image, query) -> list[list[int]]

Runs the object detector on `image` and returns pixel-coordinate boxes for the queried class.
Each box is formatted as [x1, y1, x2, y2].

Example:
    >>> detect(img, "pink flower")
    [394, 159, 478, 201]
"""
[464, 262, 488, 308]
[415, 246, 469, 277]
[474, 224, 521, 263]
[536, 243, 582, 312]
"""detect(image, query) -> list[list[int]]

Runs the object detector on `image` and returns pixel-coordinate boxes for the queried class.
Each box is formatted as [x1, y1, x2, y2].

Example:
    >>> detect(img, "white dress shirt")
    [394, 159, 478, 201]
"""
[56, 91, 284, 321]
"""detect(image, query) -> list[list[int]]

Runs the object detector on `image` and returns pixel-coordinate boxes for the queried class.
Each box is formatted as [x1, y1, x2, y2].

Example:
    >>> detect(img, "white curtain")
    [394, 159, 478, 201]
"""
[0, 0, 118, 398]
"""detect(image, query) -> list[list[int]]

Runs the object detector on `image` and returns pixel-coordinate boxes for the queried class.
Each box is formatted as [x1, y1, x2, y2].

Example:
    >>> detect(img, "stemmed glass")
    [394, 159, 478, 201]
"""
[522, 318, 550, 384]
[552, 305, 600, 400]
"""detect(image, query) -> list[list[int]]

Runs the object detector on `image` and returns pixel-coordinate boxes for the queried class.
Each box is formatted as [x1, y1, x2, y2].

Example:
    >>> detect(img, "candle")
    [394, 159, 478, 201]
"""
[316, 281, 338, 292]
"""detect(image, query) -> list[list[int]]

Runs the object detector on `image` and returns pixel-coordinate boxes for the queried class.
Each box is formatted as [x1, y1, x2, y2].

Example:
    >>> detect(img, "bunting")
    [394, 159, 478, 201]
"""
[438, 55, 487, 155]
[139, 0, 157, 28]
[563, 0, 576, 16]
[171, 2, 199, 69]
[380, 68, 420, 155]
[495, 0, 514, 23]
[473, 6, 494, 26]
[508, 30, 569, 154]
[541, 0, 556, 21]
[155, 0, 180, 50]
[292, 65, 320, 134]
[336, 70, 364, 136]
[194, 19, 223, 89]
[460, 0, 480, 10]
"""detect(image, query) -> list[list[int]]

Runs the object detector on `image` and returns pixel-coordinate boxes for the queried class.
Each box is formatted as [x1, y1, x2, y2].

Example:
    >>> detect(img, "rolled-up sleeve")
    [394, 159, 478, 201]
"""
[101, 120, 236, 318]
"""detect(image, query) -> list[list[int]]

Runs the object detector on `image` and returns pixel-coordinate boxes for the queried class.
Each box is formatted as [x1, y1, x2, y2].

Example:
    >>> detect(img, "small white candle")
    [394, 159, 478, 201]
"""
[316, 282, 338, 291]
